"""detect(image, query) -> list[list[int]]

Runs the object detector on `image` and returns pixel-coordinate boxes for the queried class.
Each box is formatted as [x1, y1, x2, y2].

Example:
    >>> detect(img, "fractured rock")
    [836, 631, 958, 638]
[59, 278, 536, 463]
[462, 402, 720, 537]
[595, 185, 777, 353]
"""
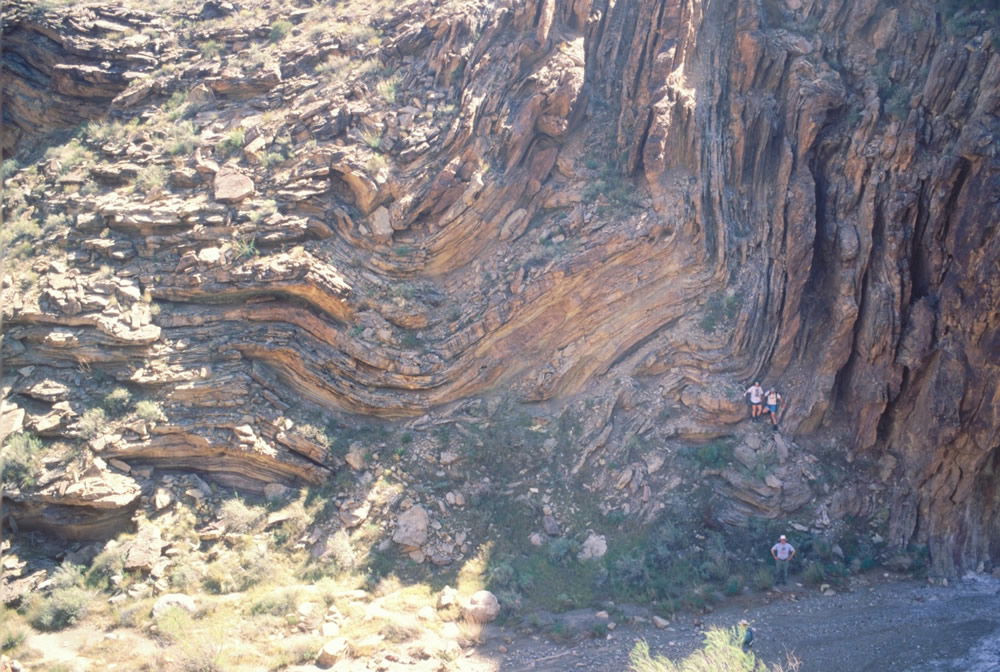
[213, 169, 255, 203]
[392, 505, 429, 549]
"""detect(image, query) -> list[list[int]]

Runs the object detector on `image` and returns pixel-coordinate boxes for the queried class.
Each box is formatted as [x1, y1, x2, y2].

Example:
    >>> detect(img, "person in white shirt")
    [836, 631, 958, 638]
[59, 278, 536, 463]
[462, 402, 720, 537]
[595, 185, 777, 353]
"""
[770, 534, 795, 585]
[744, 382, 764, 419]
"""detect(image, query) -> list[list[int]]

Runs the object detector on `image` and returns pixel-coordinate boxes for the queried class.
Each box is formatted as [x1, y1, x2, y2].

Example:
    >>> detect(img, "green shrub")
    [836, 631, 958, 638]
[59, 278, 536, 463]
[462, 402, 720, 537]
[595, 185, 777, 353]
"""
[199, 40, 222, 58]
[234, 234, 258, 259]
[86, 538, 129, 590]
[218, 497, 264, 533]
[631, 627, 778, 671]
[546, 537, 580, 567]
[250, 586, 303, 616]
[136, 164, 167, 193]
[166, 120, 201, 155]
[270, 19, 293, 42]
[0, 621, 26, 652]
[135, 400, 166, 423]
[219, 128, 246, 157]
[28, 586, 93, 631]
[689, 440, 733, 468]
[0, 215, 42, 253]
[723, 574, 744, 596]
[375, 74, 400, 103]
[751, 566, 775, 591]
[1, 159, 19, 180]
[79, 407, 108, 439]
[1, 432, 43, 488]
[103, 387, 133, 416]
[802, 561, 825, 585]
[203, 544, 273, 594]
[44, 138, 94, 174]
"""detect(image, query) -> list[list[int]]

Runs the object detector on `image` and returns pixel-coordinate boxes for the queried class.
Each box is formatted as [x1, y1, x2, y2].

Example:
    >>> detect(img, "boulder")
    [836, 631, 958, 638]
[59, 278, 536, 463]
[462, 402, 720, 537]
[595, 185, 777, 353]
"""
[578, 533, 607, 561]
[152, 593, 197, 619]
[213, 169, 254, 203]
[463, 590, 500, 624]
[392, 505, 429, 549]
[315, 638, 349, 668]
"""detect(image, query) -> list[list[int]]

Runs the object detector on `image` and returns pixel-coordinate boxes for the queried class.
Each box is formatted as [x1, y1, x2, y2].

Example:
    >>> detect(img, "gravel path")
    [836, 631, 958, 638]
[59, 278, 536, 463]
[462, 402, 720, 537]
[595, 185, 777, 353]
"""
[476, 574, 1000, 672]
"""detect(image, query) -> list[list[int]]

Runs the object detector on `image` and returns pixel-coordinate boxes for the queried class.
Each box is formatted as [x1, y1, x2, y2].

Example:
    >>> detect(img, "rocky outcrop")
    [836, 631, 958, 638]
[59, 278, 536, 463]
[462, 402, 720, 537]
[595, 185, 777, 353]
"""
[1, 0, 997, 575]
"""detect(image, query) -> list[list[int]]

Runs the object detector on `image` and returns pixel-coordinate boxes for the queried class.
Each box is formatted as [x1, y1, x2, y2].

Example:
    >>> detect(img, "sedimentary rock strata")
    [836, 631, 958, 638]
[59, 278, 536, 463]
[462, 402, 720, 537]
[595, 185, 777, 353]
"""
[1, 0, 997, 575]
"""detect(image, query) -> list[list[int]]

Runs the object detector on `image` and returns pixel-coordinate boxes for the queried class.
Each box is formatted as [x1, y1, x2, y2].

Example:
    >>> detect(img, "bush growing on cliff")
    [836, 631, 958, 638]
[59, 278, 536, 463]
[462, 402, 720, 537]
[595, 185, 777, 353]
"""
[103, 387, 133, 416]
[79, 407, 108, 439]
[135, 400, 166, 423]
[270, 19, 293, 42]
[1, 432, 43, 489]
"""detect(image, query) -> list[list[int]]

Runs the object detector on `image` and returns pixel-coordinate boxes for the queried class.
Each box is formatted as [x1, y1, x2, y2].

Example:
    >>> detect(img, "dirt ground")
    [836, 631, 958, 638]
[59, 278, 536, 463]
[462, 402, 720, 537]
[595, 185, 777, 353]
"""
[12, 573, 1000, 671]
[477, 573, 1000, 672]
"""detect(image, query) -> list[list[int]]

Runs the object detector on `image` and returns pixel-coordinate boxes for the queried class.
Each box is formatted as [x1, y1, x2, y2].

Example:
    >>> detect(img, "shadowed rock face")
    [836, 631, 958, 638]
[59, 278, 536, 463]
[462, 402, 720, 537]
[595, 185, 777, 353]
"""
[1, 0, 997, 575]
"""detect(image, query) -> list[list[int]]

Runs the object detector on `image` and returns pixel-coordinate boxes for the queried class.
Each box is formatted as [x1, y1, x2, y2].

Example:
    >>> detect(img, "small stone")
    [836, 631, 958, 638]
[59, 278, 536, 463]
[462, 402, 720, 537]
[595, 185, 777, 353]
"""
[108, 458, 131, 473]
[345, 447, 366, 470]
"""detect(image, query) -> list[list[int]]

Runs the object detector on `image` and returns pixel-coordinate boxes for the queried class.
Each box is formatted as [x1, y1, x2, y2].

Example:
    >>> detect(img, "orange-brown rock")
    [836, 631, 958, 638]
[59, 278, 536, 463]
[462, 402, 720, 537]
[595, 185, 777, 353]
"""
[1, 0, 998, 575]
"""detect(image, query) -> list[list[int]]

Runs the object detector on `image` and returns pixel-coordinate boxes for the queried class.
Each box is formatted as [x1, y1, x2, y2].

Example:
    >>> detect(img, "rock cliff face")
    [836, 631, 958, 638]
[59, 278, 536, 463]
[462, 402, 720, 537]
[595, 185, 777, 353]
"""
[1, 0, 997, 576]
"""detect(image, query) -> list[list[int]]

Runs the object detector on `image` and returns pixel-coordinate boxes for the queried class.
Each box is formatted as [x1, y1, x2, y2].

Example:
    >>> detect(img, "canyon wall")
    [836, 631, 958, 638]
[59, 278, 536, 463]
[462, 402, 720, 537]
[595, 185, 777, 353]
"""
[1, 0, 997, 575]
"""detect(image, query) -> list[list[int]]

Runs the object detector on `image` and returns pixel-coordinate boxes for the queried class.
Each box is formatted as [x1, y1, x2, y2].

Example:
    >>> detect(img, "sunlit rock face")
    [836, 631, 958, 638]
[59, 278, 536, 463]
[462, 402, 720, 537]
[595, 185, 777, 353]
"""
[1, 0, 997, 576]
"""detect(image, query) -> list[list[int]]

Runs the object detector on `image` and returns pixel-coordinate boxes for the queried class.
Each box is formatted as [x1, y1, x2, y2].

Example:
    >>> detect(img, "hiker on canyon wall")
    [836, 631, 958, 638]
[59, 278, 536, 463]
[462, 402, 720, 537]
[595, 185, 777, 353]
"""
[744, 381, 764, 420]
[771, 534, 796, 585]
[764, 387, 782, 430]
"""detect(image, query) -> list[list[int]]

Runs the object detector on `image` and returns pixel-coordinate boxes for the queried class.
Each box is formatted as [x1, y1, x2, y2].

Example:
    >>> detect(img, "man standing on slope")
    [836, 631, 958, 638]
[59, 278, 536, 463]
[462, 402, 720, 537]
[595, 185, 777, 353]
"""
[771, 534, 796, 585]
[745, 382, 764, 420]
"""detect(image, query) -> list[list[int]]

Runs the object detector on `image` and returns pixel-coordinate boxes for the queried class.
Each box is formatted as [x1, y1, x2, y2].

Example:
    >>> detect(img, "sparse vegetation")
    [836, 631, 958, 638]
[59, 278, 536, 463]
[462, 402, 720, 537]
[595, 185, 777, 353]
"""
[270, 19, 293, 42]
[199, 40, 222, 59]
[1, 158, 19, 180]
[219, 127, 246, 157]
[699, 291, 742, 333]
[44, 138, 94, 174]
[166, 120, 201, 155]
[1, 432, 44, 489]
[135, 400, 167, 423]
[630, 627, 800, 671]
[136, 163, 167, 193]
[26, 564, 94, 632]
[376, 73, 401, 103]
[79, 407, 108, 439]
[234, 234, 258, 259]
[103, 387, 133, 416]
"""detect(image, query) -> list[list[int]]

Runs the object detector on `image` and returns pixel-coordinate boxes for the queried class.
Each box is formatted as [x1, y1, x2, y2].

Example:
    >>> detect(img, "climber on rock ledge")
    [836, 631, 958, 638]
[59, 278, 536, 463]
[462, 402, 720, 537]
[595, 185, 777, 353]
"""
[765, 387, 783, 431]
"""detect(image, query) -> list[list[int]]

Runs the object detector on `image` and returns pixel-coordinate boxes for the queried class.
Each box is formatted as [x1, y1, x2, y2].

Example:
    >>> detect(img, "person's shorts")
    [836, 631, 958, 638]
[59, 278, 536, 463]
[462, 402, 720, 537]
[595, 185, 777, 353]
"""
[767, 404, 777, 414]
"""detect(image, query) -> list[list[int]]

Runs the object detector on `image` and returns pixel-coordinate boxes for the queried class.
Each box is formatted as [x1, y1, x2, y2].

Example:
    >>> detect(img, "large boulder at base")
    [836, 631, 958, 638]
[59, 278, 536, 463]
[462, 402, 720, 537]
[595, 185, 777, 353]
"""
[463, 590, 500, 623]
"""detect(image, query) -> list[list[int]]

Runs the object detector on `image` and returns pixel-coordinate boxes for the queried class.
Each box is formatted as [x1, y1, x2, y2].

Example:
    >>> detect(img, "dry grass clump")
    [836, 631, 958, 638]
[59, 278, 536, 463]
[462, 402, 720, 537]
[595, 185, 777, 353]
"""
[630, 627, 801, 672]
